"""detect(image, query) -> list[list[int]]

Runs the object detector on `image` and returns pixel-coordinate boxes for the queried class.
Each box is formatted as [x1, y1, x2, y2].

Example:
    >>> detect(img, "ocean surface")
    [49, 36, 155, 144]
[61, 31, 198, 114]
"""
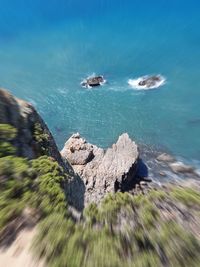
[0, 0, 200, 163]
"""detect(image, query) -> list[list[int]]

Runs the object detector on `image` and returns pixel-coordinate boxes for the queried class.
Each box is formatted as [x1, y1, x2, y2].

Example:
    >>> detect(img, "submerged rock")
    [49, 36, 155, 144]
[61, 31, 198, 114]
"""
[169, 162, 195, 174]
[61, 133, 139, 205]
[157, 153, 175, 163]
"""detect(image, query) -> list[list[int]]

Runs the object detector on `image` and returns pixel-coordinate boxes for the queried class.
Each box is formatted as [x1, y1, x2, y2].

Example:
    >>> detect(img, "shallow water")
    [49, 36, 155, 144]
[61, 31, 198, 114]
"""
[0, 0, 200, 162]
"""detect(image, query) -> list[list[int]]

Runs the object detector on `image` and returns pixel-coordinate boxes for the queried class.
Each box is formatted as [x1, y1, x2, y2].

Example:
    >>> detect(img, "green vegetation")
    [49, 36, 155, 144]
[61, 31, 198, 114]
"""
[157, 221, 200, 267]
[34, 190, 200, 267]
[33, 122, 50, 155]
[147, 189, 167, 201]
[1, 123, 200, 267]
[0, 125, 23, 228]
[0, 124, 17, 140]
[0, 141, 16, 157]
[0, 124, 68, 231]
[30, 156, 68, 217]
[171, 186, 200, 206]
[0, 124, 17, 157]
[0, 154, 68, 230]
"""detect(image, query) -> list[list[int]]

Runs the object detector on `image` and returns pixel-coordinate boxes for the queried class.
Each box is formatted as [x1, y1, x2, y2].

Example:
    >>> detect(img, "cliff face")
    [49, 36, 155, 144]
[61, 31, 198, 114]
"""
[0, 89, 143, 209]
[0, 88, 64, 166]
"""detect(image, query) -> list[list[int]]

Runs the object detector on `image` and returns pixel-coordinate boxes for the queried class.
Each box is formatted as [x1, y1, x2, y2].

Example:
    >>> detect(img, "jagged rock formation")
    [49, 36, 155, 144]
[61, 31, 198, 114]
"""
[0, 88, 64, 167]
[61, 133, 139, 205]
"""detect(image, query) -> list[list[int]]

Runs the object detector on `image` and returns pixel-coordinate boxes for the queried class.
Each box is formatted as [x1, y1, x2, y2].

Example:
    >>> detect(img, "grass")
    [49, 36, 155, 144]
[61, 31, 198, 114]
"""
[171, 187, 200, 207]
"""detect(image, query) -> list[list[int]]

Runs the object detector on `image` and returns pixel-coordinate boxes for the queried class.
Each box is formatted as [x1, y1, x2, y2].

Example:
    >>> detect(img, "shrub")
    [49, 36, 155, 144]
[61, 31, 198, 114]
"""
[33, 122, 50, 155]
[0, 141, 16, 157]
[158, 222, 200, 267]
[0, 156, 32, 230]
[0, 124, 17, 141]
[171, 187, 200, 207]
[0, 154, 68, 229]
[83, 203, 99, 225]
[0, 124, 17, 157]
[0, 156, 32, 184]
[34, 189, 200, 267]
[100, 192, 134, 224]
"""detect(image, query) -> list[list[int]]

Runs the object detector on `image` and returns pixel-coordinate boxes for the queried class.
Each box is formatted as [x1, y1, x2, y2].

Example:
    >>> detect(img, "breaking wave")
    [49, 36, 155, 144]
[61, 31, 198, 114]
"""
[128, 75, 166, 90]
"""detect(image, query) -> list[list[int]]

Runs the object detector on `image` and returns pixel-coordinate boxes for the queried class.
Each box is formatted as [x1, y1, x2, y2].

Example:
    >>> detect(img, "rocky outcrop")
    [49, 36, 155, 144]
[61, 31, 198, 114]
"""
[61, 133, 139, 205]
[0, 88, 64, 167]
[61, 133, 95, 166]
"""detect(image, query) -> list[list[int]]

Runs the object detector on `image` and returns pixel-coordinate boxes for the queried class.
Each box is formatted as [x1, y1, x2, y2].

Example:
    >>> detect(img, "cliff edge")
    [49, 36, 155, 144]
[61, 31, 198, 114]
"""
[0, 88, 64, 167]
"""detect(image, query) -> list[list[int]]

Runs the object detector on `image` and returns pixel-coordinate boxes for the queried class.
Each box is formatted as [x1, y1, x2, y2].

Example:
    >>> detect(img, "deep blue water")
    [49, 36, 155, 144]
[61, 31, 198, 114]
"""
[0, 0, 200, 162]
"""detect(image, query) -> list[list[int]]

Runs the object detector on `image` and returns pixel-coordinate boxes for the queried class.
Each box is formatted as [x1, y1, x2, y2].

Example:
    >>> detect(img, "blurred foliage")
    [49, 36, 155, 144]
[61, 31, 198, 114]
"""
[171, 187, 200, 207]
[34, 190, 200, 267]
[0, 141, 16, 157]
[0, 124, 17, 157]
[30, 156, 68, 217]
[1, 123, 200, 267]
[0, 124, 68, 231]
[33, 122, 50, 155]
[0, 124, 17, 140]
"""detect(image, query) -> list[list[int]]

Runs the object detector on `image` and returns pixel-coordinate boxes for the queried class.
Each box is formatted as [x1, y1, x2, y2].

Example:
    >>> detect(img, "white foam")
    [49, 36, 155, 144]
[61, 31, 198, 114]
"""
[128, 75, 166, 90]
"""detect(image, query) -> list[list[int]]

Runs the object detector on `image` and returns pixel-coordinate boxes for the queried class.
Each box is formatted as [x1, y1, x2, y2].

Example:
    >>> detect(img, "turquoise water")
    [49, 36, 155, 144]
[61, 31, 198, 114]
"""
[0, 0, 200, 161]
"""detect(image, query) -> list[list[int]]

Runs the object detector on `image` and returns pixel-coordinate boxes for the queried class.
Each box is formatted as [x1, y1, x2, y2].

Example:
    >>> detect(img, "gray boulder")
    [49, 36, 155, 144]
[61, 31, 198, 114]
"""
[61, 133, 94, 166]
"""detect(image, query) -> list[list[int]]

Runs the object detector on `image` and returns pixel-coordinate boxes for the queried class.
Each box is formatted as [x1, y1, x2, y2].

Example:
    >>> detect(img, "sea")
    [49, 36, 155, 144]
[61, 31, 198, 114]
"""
[0, 0, 200, 166]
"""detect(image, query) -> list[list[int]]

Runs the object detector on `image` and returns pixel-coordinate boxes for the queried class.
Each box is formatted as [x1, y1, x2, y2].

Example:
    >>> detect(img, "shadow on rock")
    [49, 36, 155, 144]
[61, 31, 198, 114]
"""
[120, 158, 150, 192]
[66, 173, 85, 213]
[136, 158, 149, 179]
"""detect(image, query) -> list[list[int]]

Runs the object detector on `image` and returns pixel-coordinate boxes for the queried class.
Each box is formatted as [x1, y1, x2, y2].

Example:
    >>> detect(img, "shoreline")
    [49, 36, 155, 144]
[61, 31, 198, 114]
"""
[61, 132, 200, 210]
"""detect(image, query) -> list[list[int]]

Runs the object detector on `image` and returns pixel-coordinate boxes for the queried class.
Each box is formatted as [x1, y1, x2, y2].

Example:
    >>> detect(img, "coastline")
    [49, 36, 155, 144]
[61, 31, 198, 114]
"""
[0, 88, 200, 267]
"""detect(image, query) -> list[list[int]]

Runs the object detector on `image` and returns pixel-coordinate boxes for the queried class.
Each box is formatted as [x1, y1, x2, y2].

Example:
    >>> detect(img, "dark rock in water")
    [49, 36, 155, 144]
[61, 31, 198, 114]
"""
[138, 144, 200, 181]
[138, 75, 163, 88]
[169, 162, 195, 174]
[81, 76, 105, 88]
[61, 133, 139, 205]
[157, 153, 175, 163]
